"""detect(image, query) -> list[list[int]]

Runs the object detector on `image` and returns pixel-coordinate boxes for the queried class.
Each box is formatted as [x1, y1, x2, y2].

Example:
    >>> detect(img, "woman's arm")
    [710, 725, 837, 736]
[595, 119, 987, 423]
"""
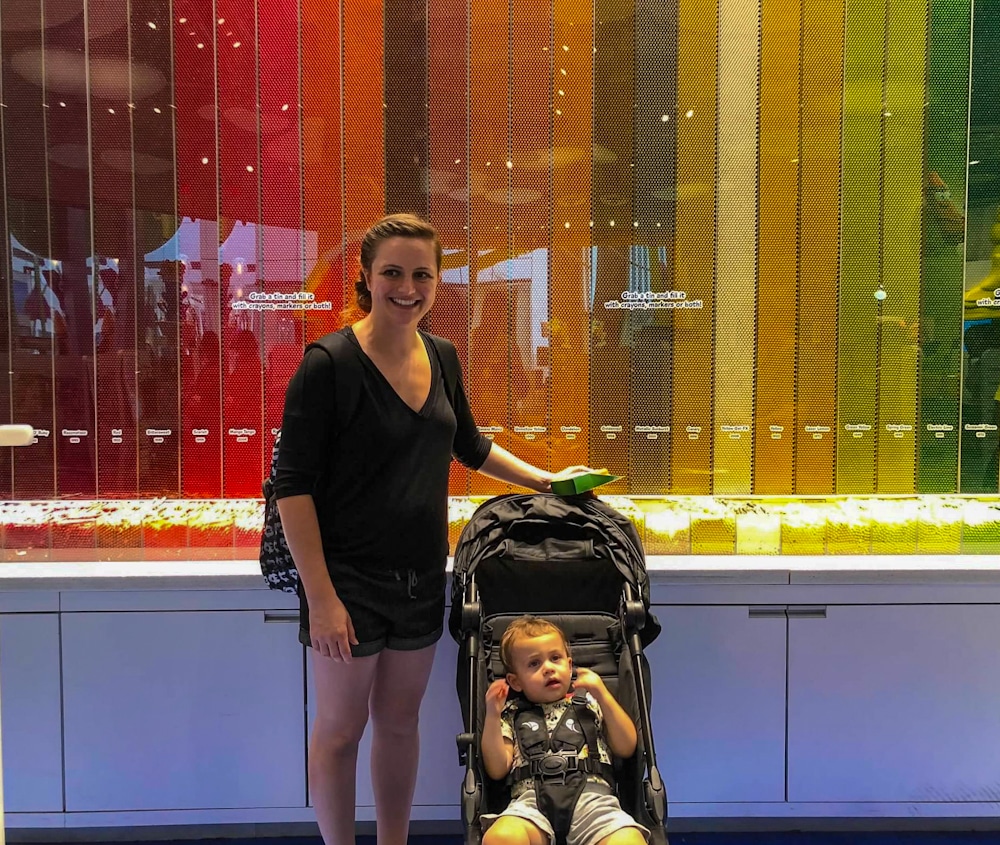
[475, 441, 554, 492]
[276, 496, 358, 662]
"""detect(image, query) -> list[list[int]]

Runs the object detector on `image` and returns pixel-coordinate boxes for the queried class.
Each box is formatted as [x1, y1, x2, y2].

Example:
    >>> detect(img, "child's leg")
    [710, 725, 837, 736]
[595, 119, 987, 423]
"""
[483, 815, 550, 845]
[595, 829, 647, 845]
[569, 791, 650, 845]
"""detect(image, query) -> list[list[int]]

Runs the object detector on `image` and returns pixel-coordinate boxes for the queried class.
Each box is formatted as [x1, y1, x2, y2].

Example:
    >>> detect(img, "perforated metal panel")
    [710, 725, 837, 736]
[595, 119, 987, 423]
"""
[0, 0, 984, 507]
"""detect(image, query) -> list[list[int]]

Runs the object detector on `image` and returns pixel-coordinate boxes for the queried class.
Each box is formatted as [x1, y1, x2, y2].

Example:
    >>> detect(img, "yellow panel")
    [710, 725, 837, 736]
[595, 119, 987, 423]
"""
[550, 0, 593, 472]
[673, 0, 718, 493]
[836, 0, 887, 493]
[714, 0, 759, 495]
[754, 0, 799, 493]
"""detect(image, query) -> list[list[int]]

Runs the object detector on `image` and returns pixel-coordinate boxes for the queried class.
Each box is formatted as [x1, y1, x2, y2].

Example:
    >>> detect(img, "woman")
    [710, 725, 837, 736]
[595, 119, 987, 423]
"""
[274, 213, 590, 845]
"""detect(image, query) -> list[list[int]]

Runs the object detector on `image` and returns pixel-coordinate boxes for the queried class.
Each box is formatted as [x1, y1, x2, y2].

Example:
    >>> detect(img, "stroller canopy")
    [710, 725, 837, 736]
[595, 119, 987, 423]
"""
[449, 493, 661, 646]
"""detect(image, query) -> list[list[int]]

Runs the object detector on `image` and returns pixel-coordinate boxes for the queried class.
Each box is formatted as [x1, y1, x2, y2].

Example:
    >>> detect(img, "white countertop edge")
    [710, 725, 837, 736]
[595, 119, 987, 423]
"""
[1, 555, 1000, 591]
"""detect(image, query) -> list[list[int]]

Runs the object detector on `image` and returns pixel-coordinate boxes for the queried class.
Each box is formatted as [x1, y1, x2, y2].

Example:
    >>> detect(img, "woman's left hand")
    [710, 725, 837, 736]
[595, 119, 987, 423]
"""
[547, 465, 601, 496]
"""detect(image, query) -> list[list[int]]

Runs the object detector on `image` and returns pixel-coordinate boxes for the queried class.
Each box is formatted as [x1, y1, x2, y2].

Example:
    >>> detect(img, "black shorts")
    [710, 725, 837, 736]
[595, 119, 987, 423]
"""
[298, 562, 445, 657]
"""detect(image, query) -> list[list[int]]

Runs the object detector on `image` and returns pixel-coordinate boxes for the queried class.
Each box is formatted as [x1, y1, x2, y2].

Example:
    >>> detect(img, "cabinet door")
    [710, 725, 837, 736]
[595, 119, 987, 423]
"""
[62, 610, 305, 811]
[788, 604, 1000, 802]
[306, 633, 463, 811]
[0, 613, 63, 812]
[649, 605, 786, 803]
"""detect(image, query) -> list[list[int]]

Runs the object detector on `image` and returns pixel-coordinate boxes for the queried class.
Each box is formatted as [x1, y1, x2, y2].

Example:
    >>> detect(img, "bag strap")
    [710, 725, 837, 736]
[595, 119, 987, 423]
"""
[306, 330, 363, 433]
[423, 331, 461, 412]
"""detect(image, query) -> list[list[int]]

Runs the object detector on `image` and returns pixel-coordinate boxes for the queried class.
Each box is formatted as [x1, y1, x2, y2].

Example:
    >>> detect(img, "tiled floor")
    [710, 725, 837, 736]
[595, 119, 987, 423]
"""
[20, 834, 1000, 845]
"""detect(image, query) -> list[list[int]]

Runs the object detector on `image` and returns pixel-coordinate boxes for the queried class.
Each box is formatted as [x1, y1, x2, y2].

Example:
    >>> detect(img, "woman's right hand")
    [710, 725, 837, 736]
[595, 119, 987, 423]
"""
[309, 594, 359, 662]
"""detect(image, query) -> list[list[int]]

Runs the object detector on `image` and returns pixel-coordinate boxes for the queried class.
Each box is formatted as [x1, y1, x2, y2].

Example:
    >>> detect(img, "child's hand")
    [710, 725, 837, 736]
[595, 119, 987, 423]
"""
[485, 679, 510, 719]
[571, 667, 608, 699]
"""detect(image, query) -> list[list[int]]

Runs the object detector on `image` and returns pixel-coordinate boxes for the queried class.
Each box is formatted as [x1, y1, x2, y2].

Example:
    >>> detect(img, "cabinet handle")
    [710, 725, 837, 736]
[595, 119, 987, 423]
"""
[748, 606, 787, 618]
[263, 611, 301, 623]
[786, 605, 827, 619]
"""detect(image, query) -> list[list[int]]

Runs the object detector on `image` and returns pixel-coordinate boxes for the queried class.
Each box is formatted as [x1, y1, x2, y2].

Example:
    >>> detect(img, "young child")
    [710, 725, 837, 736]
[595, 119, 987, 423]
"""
[480, 615, 649, 845]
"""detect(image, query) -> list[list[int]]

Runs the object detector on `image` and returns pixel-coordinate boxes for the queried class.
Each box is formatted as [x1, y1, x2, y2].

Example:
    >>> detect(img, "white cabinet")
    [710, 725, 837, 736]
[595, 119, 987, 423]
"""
[788, 604, 1000, 802]
[0, 613, 63, 812]
[649, 605, 787, 803]
[306, 633, 464, 812]
[61, 610, 306, 811]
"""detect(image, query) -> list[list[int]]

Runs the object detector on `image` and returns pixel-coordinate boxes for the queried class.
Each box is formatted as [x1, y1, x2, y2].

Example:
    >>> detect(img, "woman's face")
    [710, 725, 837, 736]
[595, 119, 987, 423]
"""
[364, 236, 439, 328]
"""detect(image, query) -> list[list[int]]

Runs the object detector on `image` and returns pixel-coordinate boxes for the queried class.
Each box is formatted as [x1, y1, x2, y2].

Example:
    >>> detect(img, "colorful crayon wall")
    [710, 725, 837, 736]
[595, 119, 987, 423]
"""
[0, 0, 997, 505]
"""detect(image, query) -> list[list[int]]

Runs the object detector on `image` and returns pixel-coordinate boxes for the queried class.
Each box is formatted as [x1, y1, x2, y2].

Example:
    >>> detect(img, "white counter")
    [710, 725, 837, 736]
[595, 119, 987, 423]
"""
[3, 554, 1000, 592]
[5, 555, 1000, 833]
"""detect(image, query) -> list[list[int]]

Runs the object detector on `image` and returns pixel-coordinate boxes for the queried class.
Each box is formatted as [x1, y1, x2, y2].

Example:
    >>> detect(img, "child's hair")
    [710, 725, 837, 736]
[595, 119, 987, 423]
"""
[500, 615, 571, 672]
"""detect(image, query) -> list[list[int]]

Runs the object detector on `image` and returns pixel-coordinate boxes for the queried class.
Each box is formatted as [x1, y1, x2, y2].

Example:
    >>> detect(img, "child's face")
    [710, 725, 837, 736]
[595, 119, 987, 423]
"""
[506, 632, 573, 704]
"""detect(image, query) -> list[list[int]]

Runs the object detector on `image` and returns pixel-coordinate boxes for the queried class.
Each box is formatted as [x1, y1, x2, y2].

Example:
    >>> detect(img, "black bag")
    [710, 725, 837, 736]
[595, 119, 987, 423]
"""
[260, 329, 463, 592]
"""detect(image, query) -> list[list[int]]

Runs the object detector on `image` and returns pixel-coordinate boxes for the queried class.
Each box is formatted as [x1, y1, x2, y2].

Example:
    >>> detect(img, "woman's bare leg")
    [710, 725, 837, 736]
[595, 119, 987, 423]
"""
[368, 643, 438, 845]
[310, 649, 380, 845]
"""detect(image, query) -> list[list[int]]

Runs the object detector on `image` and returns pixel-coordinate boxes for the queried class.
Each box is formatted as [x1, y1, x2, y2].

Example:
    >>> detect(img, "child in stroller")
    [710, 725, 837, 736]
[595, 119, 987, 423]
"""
[450, 493, 668, 845]
[480, 615, 649, 845]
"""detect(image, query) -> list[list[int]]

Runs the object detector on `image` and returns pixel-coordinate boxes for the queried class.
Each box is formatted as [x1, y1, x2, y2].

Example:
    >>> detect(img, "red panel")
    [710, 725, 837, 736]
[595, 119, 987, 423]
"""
[1, 0, 53, 498]
[91, 0, 139, 497]
[47, 0, 96, 498]
[259, 0, 304, 452]
[175, 0, 223, 497]
[428, 0, 471, 494]
[218, 0, 263, 497]
[302, 0, 344, 342]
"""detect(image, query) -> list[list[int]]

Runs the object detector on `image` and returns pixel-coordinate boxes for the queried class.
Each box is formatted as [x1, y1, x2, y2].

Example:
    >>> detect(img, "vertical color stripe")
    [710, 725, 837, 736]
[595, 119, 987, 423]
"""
[836, 0, 886, 493]
[630, 0, 677, 493]
[672, 0, 717, 493]
[796, 0, 842, 493]
[302, 0, 344, 343]
[959, 0, 1000, 492]
[715, 0, 758, 495]
[385, 0, 429, 217]
[590, 0, 634, 491]
[875, 0, 926, 492]
[917, 0, 969, 492]
[549, 0, 593, 477]
[177, 0, 223, 498]
[509, 0, 550, 474]
[5, 0, 56, 498]
[343, 0, 385, 245]
[259, 0, 304, 459]
[50, 0, 97, 498]
[427, 0, 471, 494]
[0, 20, 10, 499]
[754, 0, 798, 494]
[218, 0, 263, 498]
[468, 0, 513, 495]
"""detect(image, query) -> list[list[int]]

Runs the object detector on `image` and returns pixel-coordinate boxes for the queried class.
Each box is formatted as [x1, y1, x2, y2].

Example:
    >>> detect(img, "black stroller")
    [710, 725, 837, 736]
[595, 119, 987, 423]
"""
[449, 493, 668, 845]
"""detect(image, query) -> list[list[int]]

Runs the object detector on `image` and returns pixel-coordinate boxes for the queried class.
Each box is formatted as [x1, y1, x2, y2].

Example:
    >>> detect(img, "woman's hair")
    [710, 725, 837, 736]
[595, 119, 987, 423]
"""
[500, 615, 571, 672]
[354, 213, 443, 313]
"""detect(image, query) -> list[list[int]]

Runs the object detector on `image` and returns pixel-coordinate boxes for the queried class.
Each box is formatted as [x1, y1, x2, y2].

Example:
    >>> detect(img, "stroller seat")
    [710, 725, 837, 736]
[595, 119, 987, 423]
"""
[449, 493, 669, 845]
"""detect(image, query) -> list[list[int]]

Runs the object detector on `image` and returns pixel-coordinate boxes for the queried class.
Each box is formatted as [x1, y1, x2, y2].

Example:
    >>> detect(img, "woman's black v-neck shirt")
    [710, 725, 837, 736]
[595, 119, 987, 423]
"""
[273, 327, 491, 574]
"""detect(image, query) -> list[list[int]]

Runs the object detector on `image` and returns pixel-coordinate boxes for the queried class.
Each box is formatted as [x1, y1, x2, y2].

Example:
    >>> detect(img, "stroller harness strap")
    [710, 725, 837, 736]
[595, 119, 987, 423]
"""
[508, 694, 614, 845]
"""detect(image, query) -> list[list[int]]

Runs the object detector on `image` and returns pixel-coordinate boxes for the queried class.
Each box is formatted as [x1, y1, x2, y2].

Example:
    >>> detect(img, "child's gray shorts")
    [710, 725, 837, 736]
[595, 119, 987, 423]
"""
[481, 783, 650, 845]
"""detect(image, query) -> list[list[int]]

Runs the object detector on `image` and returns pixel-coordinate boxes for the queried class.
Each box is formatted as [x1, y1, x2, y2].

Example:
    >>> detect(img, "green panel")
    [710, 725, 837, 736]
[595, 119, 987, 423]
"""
[837, 0, 886, 493]
[959, 0, 1000, 493]
[875, 0, 925, 493]
[919, 0, 970, 492]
